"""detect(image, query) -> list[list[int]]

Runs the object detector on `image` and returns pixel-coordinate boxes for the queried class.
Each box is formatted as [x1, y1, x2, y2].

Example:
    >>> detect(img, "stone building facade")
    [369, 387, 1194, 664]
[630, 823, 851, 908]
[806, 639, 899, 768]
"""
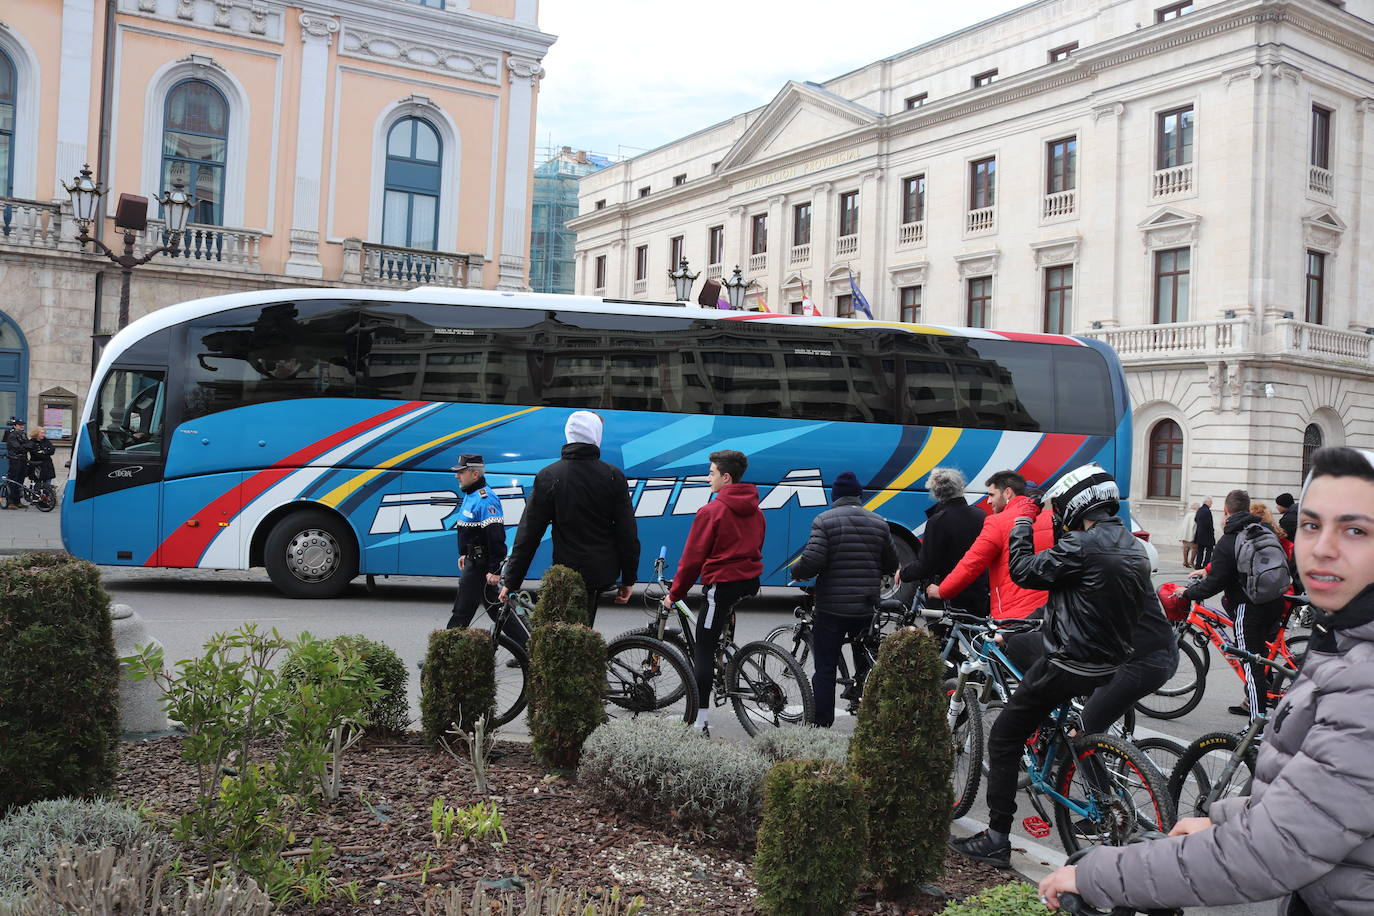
[569, 0, 1374, 542]
[0, 0, 552, 438]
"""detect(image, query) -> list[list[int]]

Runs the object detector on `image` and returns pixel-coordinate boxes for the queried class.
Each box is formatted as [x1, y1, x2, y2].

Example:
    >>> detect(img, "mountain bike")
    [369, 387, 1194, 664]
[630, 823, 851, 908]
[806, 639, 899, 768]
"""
[461, 581, 533, 728]
[615, 547, 814, 736]
[0, 472, 56, 511]
[1135, 593, 1309, 720]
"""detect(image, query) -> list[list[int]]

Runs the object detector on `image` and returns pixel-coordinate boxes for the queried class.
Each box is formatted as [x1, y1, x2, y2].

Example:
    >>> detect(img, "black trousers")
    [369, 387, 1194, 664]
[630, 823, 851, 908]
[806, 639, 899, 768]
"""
[1234, 600, 1284, 717]
[448, 561, 527, 647]
[1194, 544, 1214, 569]
[692, 578, 760, 709]
[985, 658, 1111, 835]
[811, 611, 873, 728]
[5, 458, 23, 503]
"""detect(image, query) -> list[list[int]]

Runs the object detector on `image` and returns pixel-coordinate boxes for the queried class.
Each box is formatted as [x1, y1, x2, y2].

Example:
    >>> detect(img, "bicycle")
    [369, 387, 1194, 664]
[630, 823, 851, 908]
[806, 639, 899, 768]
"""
[935, 605, 1177, 853]
[1134, 592, 1310, 720]
[0, 472, 56, 512]
[616, 547, 814, 736]
[463, 580, 534, 728]
[1166, 644, 1299, 821]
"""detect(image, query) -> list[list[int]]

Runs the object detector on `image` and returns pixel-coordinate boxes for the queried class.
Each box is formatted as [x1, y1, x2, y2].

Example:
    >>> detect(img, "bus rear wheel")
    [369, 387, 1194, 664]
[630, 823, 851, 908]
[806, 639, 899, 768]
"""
[264, 509, 358, 598]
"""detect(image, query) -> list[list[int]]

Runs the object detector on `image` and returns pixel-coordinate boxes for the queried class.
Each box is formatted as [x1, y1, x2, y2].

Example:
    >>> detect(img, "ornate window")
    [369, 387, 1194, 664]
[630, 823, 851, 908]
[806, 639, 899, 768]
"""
[1302, 423, 1323, 482]
[162, 79, 228, 225]
[1153, 247, 1191, 323]
[1305, 250, 1325, 324]
[967, 276, 992, 328]
[1157, 106, 1194, 169]
[0, 49, 14, 198]
[1147, 419, 1184, 499]
[382, 117, 441, 250]
[1043, 265, 1073, 334]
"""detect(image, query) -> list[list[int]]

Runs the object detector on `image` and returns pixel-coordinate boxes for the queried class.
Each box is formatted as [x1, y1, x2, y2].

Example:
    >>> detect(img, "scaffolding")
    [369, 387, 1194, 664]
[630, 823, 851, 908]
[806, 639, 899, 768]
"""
[529, 146, 613, 294]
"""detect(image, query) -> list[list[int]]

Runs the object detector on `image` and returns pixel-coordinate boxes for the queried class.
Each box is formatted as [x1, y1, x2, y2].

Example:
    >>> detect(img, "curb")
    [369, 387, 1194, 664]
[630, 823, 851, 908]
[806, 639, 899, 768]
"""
[0, 547, 65, 556]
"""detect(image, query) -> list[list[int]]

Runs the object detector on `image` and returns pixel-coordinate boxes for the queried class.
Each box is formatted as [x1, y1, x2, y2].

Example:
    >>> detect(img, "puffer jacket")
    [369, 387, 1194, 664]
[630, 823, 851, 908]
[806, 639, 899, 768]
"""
[901, 496, 989, 615]
[1007, 514, 1149, 676]
[940, 495, 1053, 620]
[1076, 585, 1374, 915]
[791, 496, 899, 617]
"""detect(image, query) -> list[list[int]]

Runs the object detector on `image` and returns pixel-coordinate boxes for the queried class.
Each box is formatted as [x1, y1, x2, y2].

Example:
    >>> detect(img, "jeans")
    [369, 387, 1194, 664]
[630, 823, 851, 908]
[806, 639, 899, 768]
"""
[691, 578, 759, 709]
[810, 611, 874, 728]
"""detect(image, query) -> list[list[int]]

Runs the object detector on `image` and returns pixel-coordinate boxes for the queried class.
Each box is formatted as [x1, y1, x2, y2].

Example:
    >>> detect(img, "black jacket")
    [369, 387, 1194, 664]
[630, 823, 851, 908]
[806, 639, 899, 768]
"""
[504, 442, 640, 590]
[901, 496, 989, 614]
[1193, 504, 1217, 548]
[1182, 511, 1286, 617]
[4, 428, 26, 461]
[1008, 515, 1151, 677]
[1279, 505, 1298, 543]
[25, 437, 55, 482]
[791, 497, 899, 617]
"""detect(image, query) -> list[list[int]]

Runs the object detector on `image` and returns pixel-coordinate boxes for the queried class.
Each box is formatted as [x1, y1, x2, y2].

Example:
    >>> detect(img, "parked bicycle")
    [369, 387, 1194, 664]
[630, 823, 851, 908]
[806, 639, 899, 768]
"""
[616, 547, 814, 736]
[1134, 592, 1309, 720]
[0, 472, 56, 512]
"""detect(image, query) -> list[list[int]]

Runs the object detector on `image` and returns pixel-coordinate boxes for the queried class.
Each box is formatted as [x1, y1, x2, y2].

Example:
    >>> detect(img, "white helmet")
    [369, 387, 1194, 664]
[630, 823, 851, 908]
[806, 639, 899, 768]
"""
[1044, 462, 1120, 535]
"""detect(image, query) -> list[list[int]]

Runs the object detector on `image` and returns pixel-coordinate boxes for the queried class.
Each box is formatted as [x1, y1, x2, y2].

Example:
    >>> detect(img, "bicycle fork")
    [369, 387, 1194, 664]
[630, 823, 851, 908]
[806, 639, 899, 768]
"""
[948, 657, 992, 728]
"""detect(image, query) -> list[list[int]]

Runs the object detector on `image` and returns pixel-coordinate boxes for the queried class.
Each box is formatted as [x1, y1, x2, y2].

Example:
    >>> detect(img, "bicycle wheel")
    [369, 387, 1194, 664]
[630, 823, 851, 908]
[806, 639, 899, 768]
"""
[490, 634, 529, 728]
[764, 625, 855, 720]
[603, 634, 699, 724]
[1167, 731, 1255, 819]
[614, 625, 692, 668]
[949, 686, 984, 819]
[1053, 733, 1177, 855]
[727, 640, 815, 736]
[1133, 639, 1206, 720]
[1132, 736, 1188, 787]
[32, 483, 56, 512]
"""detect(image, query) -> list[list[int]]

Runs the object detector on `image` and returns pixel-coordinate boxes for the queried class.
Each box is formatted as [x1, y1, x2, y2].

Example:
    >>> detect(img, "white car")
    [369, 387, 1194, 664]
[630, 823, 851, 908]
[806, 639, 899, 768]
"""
[1127, 512, 1160, 571]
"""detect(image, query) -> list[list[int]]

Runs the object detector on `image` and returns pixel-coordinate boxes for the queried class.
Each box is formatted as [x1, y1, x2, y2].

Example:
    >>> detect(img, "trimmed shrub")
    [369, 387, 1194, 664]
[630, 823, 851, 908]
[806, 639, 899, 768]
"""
[0, 798, 178, 907]
[849, 626, 955, 898]
[282, 634, 409, 737]
[752, 725, 849, 765]
[754, 758, 868, 916]
[0, 553, 119, 813]
[528, 622, 605, 769]
[420, 628, 497, 745]
[531, 565, 588, 629]
[578, 717, 769, 847]
[936, 880, 1046, 915]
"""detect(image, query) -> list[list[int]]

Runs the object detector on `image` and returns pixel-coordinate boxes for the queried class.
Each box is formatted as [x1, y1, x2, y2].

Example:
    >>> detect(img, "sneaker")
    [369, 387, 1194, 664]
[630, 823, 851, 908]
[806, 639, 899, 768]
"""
[1227, 703, 1250, 717]
[948, 830, 1011, 868]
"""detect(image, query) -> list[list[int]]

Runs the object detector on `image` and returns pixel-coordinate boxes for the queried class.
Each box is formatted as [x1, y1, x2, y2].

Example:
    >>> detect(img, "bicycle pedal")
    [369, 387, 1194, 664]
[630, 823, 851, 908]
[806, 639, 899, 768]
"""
[1022, 816, 1051, 838]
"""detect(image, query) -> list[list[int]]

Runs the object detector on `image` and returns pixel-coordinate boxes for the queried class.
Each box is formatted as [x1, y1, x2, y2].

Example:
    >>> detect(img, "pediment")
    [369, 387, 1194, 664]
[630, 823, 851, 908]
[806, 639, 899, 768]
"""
[1306, 207, 1347, 232]
[717, 81, 879, 171]
[1137, 206, 1200, 230]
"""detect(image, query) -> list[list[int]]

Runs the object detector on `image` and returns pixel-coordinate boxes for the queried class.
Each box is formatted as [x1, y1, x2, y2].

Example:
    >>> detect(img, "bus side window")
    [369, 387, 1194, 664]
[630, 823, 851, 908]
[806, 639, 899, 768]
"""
[96, 369, 167, 454]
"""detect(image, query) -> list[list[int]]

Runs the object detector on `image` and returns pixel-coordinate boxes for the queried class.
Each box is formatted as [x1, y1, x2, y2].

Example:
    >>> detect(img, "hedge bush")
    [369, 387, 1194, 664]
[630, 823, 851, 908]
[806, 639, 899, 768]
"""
[282, 633, 409, 737]
[578, 717, 769, 847]
[849, 626, 954, 898]
[531, 565, 588, 629]
[0, 553, 119, 813]
[752, 725, 849, 765]
[420, 628, 497, 745]
[936, 880, 1047, 915]
[528, 622, 605, 768]
[754, 758, 868, 916]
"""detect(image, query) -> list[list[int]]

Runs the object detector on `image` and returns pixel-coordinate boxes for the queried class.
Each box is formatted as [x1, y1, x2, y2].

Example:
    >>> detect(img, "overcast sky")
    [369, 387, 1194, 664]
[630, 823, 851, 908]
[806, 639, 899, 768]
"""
[534, 0, 1028, 161]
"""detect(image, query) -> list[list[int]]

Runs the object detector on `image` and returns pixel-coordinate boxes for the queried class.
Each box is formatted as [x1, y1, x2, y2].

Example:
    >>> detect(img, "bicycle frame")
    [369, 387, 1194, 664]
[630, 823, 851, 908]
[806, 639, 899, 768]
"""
[1180, 599, 1300, 691]
[648, 552, 741, 706]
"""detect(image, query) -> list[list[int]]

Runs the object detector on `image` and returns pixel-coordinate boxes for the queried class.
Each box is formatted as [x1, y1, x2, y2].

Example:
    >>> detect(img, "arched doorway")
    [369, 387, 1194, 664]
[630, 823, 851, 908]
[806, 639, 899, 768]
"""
[0, 313, 28, 422]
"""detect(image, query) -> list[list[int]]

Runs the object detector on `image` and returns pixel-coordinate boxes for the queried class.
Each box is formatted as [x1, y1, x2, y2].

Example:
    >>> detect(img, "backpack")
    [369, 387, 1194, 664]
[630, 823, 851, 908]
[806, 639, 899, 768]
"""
[1234, 522, 1292, 604]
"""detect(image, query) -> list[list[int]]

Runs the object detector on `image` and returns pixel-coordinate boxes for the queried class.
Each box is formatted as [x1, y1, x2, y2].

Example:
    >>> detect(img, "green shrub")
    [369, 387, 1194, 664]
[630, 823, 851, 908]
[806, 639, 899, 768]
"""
[752, 725, 849, 765]
[0, 553, 119, 813]
[754, 758, 868, 916]
[420, 628, 497, 745]
[578, 717, 769, 847]
[528, 623, 605, 768]
[936, 880, 1046, 915]
[0, 798, 178, 907]
[283, 634, 409, 736]
[422, 875, 643, 915]
[849, 626, 954, 898]
[531, 565, 588, 628]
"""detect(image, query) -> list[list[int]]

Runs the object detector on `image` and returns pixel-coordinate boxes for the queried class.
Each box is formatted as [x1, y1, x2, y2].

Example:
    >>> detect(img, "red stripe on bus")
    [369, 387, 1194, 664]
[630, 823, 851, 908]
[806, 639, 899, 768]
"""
[150, 401, 428, 567]
[994, 331, 1083, 346]
[1015, 435, 1088, 487]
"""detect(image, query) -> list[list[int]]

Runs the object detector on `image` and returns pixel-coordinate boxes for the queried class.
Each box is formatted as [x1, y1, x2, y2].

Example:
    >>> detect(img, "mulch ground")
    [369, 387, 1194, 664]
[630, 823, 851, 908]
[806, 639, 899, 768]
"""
[115, 734, 1016, 915]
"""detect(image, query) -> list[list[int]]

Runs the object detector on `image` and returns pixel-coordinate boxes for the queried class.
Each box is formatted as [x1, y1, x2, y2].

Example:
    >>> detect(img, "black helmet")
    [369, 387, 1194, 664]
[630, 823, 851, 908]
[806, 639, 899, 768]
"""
[1044, 462, 1120, 536]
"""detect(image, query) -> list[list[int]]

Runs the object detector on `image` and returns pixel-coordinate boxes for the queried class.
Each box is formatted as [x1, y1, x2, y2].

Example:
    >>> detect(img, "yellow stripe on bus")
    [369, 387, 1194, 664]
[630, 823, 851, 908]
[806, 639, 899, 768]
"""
[863, 426, 962, 514]
[318, 406, 543, 508]
[820, 321, 953, 334]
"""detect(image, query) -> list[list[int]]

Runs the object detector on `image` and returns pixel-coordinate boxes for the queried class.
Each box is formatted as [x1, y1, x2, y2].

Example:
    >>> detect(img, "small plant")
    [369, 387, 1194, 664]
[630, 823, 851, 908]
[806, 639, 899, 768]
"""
[0, 553, 120, 813]
[431, 798, 508, 848]
[421, 628, 497, 745]
[849, 626, 955, 898]
[528, 622, 606, 769]
[282, 633, 409, 736]
[431, 797, 458, 846]
[531, 565, 588, 628]
[754, 758, 868, 916]
[752, 725, 850, 764]
[422, 876, 644, 916]
[936, 880, 1048, 915]
[439, 709, 498, 795]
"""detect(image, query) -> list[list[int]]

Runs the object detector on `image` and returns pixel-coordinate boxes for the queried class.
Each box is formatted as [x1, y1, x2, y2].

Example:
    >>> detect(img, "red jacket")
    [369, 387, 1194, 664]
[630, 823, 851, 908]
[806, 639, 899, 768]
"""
[940, 494, 1054, 620]
[668, 483, 765, 602]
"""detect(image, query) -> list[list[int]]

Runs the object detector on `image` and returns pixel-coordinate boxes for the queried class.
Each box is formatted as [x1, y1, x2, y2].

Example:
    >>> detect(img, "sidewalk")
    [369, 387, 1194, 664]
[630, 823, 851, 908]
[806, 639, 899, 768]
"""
[0, 487, 64, 553]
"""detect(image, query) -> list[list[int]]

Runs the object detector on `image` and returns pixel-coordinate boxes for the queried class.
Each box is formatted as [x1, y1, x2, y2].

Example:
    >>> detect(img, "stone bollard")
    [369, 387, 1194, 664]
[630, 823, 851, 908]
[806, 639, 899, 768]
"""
[110, 603, 170, 735]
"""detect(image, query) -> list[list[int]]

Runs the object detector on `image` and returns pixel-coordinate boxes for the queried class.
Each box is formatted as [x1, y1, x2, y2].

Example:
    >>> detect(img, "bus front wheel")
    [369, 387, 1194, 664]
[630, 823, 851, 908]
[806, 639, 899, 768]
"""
[264, 509, 358, 599]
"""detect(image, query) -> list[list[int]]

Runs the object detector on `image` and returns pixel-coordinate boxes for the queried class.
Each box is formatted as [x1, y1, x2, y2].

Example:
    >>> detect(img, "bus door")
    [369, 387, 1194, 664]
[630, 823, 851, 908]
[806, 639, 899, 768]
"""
[80, 366, 168, 566]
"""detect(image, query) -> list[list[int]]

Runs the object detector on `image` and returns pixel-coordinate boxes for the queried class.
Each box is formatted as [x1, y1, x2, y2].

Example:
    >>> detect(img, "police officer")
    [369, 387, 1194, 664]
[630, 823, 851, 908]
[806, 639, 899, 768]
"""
[446, 454, 509, 633]
[4, 419, 27, 508]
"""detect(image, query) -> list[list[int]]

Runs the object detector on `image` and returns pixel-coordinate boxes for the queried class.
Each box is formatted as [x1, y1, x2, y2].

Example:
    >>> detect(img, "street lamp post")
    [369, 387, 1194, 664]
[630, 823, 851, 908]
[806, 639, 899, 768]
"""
[668, 256, 700, 302]
[63, 165, 195, 330]
[722, 265, 749, 311]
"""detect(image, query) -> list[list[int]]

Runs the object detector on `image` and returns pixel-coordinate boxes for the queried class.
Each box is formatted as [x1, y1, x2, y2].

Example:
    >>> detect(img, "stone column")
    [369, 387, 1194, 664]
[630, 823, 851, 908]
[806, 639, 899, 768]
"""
[1351, 100, 1374, 333]
[496, 56, 544, 290]
[810, 182, 832, 310]
[858, 169, 882, 317]
[284, 12, 339, 279]
[1084, 101, 1124, 329]
[766, 194, 785, 309]
[55, 0, 96, 197]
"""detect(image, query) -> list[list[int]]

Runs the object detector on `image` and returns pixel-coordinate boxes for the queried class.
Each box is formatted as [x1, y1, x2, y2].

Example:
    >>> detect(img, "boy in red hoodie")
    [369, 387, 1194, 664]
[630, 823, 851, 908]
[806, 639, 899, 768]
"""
[664, 449, 765, 732]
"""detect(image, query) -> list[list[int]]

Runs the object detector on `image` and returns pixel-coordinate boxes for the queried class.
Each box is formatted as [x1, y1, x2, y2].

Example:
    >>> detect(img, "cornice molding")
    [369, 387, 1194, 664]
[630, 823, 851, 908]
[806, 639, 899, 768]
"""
[340, 26, 502, 84]
[299, 12, 339, 44]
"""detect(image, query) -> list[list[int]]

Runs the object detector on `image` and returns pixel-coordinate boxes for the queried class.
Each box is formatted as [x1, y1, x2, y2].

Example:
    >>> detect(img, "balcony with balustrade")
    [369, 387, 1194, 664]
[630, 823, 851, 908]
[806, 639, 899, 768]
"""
[897, 221, 925, 248]
[1274, 318, 1372, 366]
[1042, 190, 1076, 221]
[1083, 315, 1374, 371]
[632, 278, 647, 296]
[966, 207, 995, 234]
[747, 252, 767, 274]
[0, 198, 63, 250]
[1152, 164, 1194, 199]
[134, 219, 264, 272]
[342, 238, 471, 288]
[789, 243, 810, 266]
[705, 262, 722, 280]
[1308, 166, 1333, 197]
[835, 234, 858, 257]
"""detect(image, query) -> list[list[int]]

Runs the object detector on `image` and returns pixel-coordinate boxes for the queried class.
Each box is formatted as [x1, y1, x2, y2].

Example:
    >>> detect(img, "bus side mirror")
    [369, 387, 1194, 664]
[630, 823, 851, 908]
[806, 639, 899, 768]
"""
[75, 420, 98, 472]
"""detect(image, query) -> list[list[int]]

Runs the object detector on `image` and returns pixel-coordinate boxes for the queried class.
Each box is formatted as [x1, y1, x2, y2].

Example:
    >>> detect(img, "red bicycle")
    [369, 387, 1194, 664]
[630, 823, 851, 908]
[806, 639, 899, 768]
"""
[1134, 593, 1309, 720]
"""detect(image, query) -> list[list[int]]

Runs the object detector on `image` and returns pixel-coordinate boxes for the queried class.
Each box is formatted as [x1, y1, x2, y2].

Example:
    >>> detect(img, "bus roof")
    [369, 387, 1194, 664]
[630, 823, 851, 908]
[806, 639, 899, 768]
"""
[96, 285, 1088, 378]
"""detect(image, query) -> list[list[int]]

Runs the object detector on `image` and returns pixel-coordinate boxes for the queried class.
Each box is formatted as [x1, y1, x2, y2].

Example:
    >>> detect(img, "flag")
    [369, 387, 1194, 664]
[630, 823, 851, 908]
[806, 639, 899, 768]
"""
[848, 269, 874, 320]
[800, 280, 820, 317]
[717, 297, 732, 310]
[756, 293, 771, 313]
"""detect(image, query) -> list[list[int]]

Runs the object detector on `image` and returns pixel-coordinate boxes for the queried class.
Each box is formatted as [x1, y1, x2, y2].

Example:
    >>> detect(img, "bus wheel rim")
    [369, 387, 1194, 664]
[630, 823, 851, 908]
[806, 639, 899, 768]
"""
[286, 527, 340, 582]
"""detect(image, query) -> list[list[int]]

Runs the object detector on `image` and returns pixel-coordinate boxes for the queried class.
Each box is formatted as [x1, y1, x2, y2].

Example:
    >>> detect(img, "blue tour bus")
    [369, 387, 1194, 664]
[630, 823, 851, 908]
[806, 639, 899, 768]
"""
[61, 288, 1133, 598]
